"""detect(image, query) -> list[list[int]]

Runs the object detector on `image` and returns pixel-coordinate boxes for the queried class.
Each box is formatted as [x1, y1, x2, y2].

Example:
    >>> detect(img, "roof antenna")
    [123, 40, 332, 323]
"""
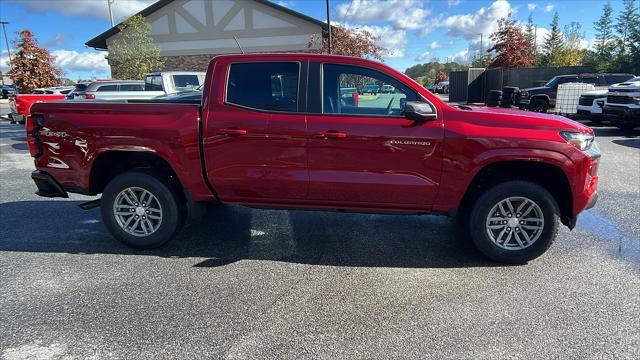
[233, 35, 244, 54]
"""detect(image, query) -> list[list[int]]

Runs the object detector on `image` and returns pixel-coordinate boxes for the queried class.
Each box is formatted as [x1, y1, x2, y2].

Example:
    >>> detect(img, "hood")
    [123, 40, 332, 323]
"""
[519, 86, 548, 94]
[608, 81, 640, 91]
[458, 105, 592, 133]
[581, 89, 608, 97]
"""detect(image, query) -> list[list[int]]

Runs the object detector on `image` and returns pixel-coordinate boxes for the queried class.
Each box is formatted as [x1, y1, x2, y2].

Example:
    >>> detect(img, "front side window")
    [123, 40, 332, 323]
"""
[145, 75, 163, 91]
[226, 62, 299, 112]
[582, 77, 599, 85]
[322, 64, 416, 116]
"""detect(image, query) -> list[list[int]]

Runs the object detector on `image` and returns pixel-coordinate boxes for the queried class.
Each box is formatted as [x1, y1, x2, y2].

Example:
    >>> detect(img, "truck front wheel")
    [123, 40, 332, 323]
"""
[528, 98, 548, 113]
[101, 170, 186, 249]
[469, 181, 560, 263]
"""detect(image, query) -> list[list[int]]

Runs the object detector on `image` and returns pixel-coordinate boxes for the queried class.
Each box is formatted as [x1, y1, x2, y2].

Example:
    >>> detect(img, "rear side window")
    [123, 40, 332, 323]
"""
[60, 89, 72, 94]
[226, 62, 299, 112]
[145, 75, 163, 91]
[120, 84, 144, 91]
[97, 85, 118, 92]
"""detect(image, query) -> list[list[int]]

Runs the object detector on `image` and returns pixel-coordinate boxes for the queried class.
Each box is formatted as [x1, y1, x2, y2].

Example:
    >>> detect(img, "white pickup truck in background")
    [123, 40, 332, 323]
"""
[603, 76, 640, 130]
[70, 71, 206, 101]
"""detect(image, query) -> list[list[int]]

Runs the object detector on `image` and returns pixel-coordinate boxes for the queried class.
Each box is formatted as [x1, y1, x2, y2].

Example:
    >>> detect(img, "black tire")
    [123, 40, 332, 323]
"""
[101, 170, 186, 249]
[469, 180, 560, 264]
[528, 98, 549, 113]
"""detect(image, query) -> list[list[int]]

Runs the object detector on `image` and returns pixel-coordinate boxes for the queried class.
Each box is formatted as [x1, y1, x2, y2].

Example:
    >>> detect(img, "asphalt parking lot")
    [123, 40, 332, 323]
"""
[0, 107, 639, 358]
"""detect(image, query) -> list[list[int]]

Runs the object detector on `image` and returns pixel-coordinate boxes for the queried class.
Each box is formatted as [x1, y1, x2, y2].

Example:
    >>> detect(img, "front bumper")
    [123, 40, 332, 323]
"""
[31, 170, 68, 198]
[603, 105, 640, 121]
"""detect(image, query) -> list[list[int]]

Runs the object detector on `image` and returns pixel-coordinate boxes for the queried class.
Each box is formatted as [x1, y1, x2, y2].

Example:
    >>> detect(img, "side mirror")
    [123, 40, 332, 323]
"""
[404, 101, 437, 122]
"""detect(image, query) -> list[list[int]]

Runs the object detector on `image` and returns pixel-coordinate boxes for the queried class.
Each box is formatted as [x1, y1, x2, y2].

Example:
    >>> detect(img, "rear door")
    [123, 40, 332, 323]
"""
[202, 59, 308, 202]
[305, 62, 444, 207]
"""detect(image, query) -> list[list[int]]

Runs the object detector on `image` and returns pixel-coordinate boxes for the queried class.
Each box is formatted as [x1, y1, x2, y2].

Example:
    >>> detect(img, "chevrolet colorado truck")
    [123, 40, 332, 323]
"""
[27, 54, 600, 263]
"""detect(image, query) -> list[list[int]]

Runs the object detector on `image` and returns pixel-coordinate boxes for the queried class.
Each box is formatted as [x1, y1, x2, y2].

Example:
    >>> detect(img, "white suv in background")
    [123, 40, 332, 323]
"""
[603, 76, 640, 130]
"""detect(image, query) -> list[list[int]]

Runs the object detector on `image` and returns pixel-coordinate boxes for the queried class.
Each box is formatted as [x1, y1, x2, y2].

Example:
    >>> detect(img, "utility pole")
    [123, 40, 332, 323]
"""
[325, 0, 332, 54]
[107, 0, 115, 27]
[0, 21, 12, 66]
[479, 33, 483, 56]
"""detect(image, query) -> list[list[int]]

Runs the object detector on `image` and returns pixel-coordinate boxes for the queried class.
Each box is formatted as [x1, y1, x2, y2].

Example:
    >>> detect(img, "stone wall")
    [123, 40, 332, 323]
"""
[162, 55, 213, 72]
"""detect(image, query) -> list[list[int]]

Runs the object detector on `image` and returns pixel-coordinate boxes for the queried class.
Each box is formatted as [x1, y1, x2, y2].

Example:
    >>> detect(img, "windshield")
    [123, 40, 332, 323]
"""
[544, 77, 559, 87]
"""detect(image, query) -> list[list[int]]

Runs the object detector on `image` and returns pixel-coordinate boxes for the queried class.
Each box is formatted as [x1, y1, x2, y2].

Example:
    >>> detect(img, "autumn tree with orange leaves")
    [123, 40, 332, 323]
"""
[8, 30, 63, 93]
[486, 15, 535, 69]
[309, 25, 385, 61]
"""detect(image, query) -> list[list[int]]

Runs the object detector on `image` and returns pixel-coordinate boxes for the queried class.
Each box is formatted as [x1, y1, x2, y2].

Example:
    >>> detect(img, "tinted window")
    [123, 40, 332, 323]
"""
[604, 74, 634, 84]
[60, 89, 72, 94]
[558, 76, 578, 84]
[582, 76, 599, 85]
[120, 84, 144, 91]
[97, 85, 118, 92]
[322, 64, 416, 116]
[226, 62, 299, 112]
[172, 75, 200, 90]
[145, 75, 163, 91]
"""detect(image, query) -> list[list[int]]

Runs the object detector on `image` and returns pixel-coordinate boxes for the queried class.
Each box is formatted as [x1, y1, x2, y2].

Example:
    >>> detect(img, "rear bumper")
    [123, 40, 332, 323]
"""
[31, 170, 68, 198]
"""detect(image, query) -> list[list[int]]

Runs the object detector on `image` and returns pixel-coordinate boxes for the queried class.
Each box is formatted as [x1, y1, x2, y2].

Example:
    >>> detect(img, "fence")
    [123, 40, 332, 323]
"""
[449, 66, 594, 103]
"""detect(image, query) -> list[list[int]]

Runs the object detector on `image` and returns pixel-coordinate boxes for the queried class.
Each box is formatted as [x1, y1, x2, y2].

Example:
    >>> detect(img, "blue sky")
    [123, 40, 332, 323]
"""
[0, 0, 631, 80]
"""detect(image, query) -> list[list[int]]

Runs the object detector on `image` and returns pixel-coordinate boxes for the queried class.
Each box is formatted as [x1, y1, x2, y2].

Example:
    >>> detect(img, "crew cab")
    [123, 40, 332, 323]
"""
[603, 76, 640, 130]
[27, 54, 600, 263]
[516, 73, 634, 112]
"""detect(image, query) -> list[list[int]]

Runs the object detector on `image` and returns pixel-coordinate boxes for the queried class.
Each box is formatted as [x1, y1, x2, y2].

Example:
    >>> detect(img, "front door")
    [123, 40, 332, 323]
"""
[202, 60, 308, 202]
[306, 63, 444, 207]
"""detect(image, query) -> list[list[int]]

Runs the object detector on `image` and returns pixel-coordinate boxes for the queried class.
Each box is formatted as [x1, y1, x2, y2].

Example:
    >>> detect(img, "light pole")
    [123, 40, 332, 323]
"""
[478, 33, 483, 56]
[325, 0, 332, 54]
[107, 0, 115, 27]
[0, 21, 12, 66]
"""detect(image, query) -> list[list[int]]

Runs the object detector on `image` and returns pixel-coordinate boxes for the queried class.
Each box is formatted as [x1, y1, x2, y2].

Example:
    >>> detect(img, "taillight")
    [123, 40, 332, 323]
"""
[83, 94, 95, 99]
[26, 115, 44, 157]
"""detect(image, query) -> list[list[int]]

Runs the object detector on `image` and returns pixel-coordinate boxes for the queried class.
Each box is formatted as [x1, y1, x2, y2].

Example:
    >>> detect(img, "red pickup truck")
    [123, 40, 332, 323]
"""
[10, 93, 67, 123]
[27, 54, 600, 263]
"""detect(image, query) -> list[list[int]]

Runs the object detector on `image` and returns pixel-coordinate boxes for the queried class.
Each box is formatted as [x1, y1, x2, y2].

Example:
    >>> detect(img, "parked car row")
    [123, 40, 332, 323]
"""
[577, 76, 640, 130]
[514, 73, 635, 113]
[8, 71, 205, 123]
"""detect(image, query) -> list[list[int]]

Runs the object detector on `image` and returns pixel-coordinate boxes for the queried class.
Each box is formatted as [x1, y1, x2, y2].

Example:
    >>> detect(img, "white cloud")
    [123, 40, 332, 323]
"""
[452, 48, 470, 63]
[543, 4, 555, 12]
[420, 0, 513, 41]
[448, 0, 462, 6]
[527, 3, 537, 10]
[415, 51, 431, 62]
[43, 33, 66, 48]
[429, 41, 440, 50]
[357, 25, 408, 58]
[51, 50, 110, 73]
[337, 0, 431, 30]
[12, 0, 154, 22]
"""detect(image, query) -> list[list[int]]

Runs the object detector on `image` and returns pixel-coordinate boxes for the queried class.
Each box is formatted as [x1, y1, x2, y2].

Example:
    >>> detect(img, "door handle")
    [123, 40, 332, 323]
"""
[321, 131, 347, 139]
[219, 128, 247, 135]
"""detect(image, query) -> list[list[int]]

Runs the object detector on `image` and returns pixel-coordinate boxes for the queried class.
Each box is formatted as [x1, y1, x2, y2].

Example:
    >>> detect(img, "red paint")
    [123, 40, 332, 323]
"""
[29, 53, 598, 221]
[11, 94, 66, 119]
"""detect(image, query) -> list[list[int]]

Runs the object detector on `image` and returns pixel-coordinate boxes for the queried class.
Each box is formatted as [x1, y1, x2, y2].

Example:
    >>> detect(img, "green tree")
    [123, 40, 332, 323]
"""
[525, 13, 537, 54]
[8, 30, 62, 93]
[108, 14, 164, 80]
[593, 2, 616, 71]
[614, 0, 637, 69]
[557, 22, 587, 66]
[628, 3, 640, 73]
[541, 12, 564, 66]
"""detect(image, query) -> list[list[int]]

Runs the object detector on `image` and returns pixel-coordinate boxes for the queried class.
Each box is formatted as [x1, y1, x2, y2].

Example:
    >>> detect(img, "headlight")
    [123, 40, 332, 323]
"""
[520, 91, 529, 98]
[560, 131, 594, 151]
[634, 97, 640, 105]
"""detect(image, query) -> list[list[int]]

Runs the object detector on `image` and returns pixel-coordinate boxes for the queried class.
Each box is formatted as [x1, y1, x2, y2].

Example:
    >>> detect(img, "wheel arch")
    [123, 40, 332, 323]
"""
[458, 159, 575, 228]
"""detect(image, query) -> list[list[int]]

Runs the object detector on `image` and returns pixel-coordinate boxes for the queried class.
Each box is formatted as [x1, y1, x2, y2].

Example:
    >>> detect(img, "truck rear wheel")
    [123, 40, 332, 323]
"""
[101, 170, 186, 249]
[469, 180, 560, 263]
